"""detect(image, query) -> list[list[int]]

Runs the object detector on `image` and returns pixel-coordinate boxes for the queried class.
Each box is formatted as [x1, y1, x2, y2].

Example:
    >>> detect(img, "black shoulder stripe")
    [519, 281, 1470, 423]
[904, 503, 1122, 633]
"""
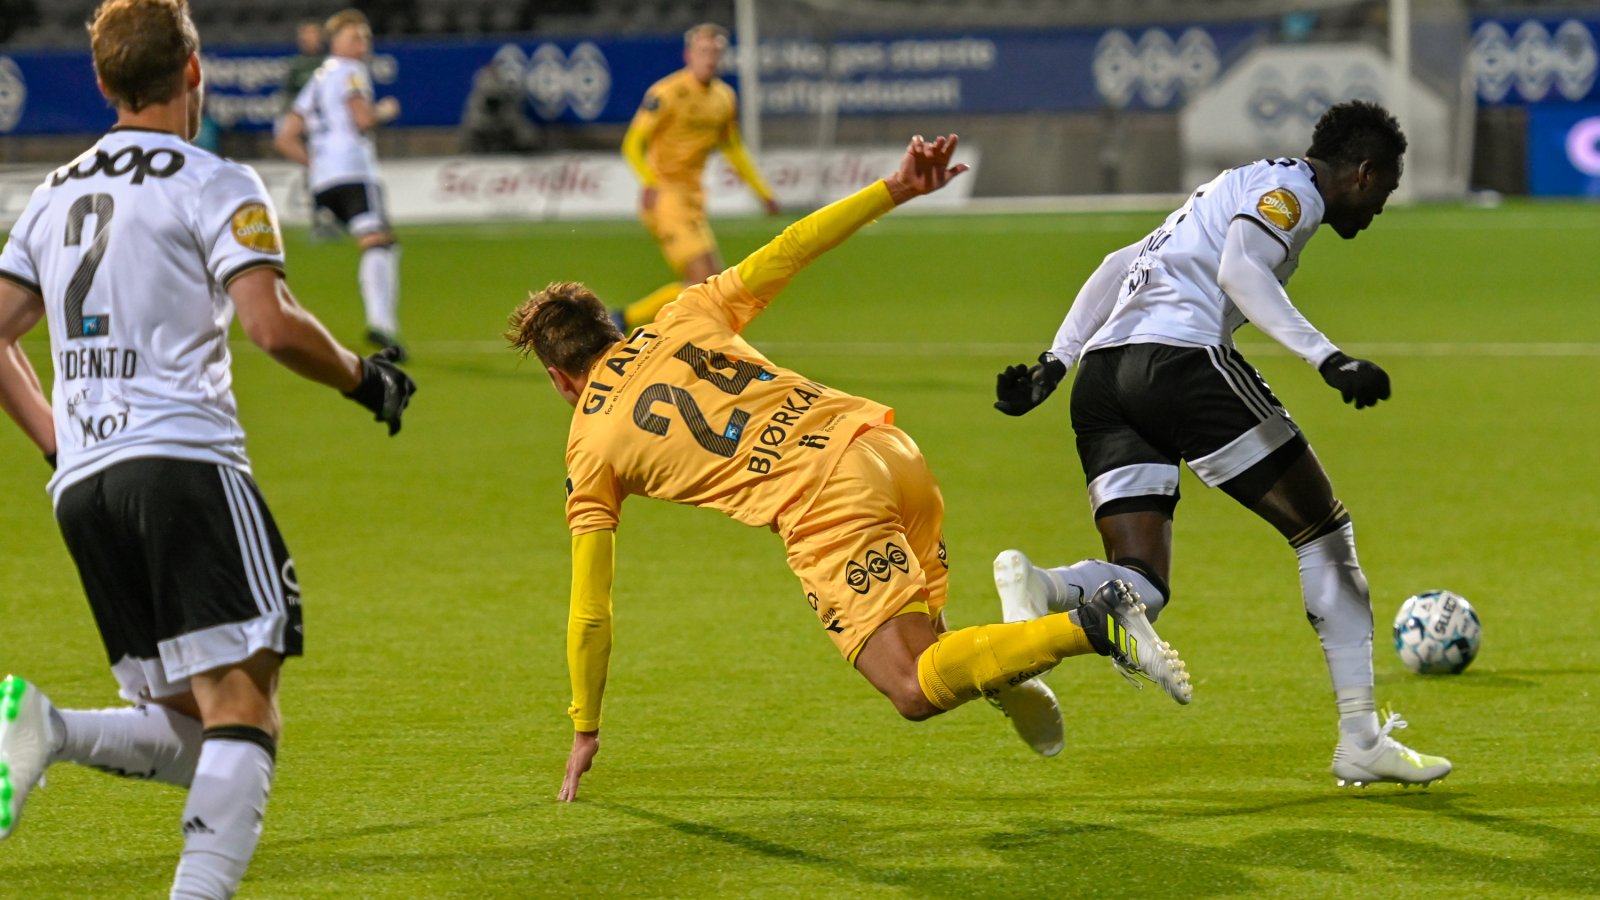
[0, 268, 42, 296]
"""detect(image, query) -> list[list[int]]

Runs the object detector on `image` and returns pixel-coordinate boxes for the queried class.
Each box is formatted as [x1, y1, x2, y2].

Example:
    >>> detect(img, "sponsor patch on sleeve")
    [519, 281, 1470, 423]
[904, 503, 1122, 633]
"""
[1256, 189, 1302, 231]
[230, 203, 282, 254]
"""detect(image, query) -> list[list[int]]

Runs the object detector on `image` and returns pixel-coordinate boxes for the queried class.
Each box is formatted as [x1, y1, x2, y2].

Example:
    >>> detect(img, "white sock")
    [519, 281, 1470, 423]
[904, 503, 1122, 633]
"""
[52, 705, 203, 787]
[170, 728, 276, 900]
[1296, 522, 1378, 745]
[358, 243, 401, 335]
[1042, 560, 1167, 620]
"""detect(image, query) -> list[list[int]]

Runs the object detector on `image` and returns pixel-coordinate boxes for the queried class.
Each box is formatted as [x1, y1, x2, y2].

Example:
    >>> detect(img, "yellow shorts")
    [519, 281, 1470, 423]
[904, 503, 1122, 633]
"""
[778, 425, 948, 661]
[641, 184, 717, 273]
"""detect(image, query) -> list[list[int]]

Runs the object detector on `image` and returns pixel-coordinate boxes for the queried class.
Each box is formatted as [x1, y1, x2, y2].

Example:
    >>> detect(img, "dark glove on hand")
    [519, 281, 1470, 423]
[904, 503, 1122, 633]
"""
[45, 452, 56, 470]
[994, 352, 1068, 416]
[1318, 351, 1390, 410]
[344, 345, 417, 435]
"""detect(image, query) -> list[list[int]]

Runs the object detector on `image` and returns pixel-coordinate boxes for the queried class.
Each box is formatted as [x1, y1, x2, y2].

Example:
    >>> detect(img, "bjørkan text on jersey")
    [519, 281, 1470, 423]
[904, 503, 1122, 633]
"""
[51, 145, 185, 187]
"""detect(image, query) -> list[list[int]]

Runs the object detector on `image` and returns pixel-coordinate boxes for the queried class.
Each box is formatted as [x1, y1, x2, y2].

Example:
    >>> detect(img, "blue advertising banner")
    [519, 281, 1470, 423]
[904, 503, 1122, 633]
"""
[1527, 104, 1600, 196]
[1470, 17, 1600, 105]
[0, 24, 1266, 137]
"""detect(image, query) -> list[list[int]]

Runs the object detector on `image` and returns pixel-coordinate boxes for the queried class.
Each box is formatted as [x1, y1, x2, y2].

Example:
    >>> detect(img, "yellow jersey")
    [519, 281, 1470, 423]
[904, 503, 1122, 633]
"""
[563, 185, 901, 535]
[628, 69, 741, 188]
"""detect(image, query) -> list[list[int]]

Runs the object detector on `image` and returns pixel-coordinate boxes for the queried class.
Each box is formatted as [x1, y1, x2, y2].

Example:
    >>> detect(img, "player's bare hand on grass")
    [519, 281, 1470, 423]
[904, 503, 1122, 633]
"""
[558, 730, 599, 802]
[885, 134, 969, 203]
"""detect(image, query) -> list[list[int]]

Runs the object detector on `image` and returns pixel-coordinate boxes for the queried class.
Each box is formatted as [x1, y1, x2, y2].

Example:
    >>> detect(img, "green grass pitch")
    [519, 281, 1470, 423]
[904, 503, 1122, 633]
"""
[3, 201, 1599, 897]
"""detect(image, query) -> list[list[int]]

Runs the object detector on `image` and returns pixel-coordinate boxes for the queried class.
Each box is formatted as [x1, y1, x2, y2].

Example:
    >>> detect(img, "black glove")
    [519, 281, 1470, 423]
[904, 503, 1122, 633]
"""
[994, 352, 1068, 416]
[1318, 351, 1390, 410]
[344, 346, 416, 435]
[45, 452, 56, 470]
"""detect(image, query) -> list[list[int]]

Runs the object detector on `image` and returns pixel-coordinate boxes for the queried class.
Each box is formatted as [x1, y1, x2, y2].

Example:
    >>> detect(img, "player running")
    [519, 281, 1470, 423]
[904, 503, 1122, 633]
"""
[610, 22, 781, 332]
[274, 8, 406, 360]
[508, 135, 1192, 802]
[0, 1, 415, 894]
[992, 100, 1451, 788]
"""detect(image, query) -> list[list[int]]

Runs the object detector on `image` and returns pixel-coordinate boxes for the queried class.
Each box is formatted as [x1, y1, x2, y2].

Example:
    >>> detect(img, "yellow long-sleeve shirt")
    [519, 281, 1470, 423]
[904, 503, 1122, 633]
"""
[563, 179, 899, 730]
[621, 68, 774, 200]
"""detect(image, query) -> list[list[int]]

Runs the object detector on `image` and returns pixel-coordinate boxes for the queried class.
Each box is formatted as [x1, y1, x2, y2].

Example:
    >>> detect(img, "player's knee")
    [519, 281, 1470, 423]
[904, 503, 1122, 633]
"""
[1287, 500, 1353, 550]
[884, 677, 940, 721]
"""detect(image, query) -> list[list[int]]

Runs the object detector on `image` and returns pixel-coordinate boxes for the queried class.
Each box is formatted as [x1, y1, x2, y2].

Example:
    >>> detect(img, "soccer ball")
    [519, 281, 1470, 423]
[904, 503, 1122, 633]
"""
[1393, 590, 1481, 675]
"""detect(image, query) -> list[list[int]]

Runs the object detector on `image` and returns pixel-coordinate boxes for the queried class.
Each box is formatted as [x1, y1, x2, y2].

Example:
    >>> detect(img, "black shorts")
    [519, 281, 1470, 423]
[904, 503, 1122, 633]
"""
[1070, 343, 1308, 517]
[313, 181, 390, 237]
[55, 458, 303, 701]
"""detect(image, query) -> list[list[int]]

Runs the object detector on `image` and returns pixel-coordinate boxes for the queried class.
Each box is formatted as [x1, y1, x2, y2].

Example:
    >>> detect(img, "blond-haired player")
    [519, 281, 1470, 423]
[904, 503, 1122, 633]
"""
[0, 1, 413, 894]
[274, 9, 406, 359]
[611, 22, 780, 332]
[508, 135, 1193, 802]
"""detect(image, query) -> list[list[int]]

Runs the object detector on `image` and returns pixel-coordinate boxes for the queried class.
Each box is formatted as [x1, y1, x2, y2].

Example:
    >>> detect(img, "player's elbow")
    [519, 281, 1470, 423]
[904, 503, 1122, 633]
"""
[240, 314, 292, 354]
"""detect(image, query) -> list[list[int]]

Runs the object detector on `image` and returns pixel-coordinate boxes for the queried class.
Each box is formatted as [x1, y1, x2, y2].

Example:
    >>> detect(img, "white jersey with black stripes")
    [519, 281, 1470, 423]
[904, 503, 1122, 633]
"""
[0, 128, 287, 503]
[1082, 158, 1326, 356]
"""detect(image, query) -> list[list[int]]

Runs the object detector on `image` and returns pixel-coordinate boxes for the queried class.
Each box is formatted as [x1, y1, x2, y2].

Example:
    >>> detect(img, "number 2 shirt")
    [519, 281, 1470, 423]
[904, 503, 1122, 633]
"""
[0, 127, 286, 503]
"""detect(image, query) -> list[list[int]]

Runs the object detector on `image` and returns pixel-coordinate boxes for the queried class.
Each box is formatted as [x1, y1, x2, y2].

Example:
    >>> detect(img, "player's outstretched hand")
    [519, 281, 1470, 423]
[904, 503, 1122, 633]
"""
[994, 352, 1068, 416]
[762, 196, 781, 216]
[343, 345, 417, 435]
[558, 730, 600, 802]
[1318, 351, 1390, 409]
[885, 134, 969, 204]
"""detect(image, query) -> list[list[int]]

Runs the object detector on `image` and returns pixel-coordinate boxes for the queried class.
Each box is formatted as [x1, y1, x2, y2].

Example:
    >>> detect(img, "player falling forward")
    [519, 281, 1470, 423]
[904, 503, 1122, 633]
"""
[0, 1, 414, 894]
[508, 135, 1192, 802]
[611, 22, 781, 332]
[993, 100, 1450, 788]
[274, 8, 406, 360]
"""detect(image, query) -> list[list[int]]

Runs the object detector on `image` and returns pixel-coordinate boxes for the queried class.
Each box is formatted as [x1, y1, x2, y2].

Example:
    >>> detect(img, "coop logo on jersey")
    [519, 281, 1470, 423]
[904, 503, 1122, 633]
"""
[1256, 189, 1301, 231]
[0, 57, 25, 133]
[230, 203, 281, 254]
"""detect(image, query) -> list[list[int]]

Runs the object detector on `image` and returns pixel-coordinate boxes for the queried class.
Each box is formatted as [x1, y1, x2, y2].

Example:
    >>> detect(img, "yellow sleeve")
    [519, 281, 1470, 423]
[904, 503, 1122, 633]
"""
[719, 123, 774, 202]
[566, 528, 616, 732]
[734, 179, 896, 301]
[621, 92, 663, 188]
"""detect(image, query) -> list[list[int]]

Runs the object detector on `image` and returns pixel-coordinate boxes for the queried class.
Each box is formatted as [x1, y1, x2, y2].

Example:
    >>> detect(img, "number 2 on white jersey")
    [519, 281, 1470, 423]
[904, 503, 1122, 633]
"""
[63, 192, 115, 340]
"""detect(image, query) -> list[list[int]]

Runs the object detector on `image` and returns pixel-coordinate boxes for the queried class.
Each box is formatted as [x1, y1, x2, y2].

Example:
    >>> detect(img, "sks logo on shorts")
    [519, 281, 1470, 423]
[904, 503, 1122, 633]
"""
[230, 203, 282, 254]
[1256, 189, 1301, 231]
[844, 541, 911, 595]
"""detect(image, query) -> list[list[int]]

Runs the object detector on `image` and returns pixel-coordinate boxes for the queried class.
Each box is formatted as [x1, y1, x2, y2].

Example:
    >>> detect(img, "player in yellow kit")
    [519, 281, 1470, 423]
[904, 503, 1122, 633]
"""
[612, 23, 780, 332]
[508, 136, 1193, 802]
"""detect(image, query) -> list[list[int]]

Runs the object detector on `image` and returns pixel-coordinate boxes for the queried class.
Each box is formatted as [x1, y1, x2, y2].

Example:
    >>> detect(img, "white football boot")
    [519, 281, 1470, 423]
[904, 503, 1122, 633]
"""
[0, 676, 59, 839]
[1332, 710, 1452, 788]
[1078, 580, 1192, 705]
[990, 551, 1065, 754]
[989, 678, 1065, 757]
[993, 549, 1051, 623]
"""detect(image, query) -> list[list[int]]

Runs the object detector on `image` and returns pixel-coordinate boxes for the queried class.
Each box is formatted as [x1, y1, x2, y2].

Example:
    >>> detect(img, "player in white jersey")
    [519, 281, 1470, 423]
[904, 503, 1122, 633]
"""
[274, 9, 405, 360]
[0, 2, 414, 895]
[991, 100, 1453, 788]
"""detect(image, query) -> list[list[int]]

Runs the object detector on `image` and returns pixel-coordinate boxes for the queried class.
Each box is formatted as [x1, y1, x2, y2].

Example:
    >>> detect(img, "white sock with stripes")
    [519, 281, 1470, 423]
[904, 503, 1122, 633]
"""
[53, 704, 203, 787]
[358, 244, 401, 336]
[171, 728, 276, 900]
[1041, 560, 1166, 620]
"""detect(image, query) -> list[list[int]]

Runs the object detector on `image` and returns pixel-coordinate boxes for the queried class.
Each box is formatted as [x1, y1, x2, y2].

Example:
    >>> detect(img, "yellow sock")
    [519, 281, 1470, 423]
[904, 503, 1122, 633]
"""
[622, 281, 684, 329]
[916, 615, 1095, 711]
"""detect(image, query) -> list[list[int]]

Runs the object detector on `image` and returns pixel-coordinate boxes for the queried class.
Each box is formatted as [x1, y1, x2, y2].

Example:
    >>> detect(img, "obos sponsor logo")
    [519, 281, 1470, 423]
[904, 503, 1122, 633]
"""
[1256, 189, 1301, 230]
[231, 203, 282, 254]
